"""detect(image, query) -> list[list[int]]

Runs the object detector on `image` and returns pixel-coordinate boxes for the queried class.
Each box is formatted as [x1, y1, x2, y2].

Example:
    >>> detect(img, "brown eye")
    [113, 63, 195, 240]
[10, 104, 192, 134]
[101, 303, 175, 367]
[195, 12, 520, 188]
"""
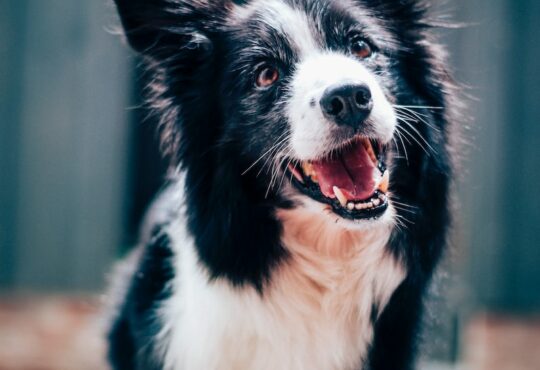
[256, 65, 279, 88]
[350, 38, 374, 59]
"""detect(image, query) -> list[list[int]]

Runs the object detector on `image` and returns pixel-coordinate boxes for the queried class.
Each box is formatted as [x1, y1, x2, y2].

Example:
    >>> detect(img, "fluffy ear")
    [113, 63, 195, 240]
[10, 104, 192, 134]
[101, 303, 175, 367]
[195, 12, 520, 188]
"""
[362, 0, 429, 24]
[363, 0, 426, 9]
[113, 0, 222, 56]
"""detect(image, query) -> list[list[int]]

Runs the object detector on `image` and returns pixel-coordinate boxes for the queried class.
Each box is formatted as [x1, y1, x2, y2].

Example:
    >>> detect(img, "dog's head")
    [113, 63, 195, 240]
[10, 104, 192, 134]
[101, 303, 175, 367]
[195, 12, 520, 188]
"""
[115, 0, 452, 235]
[225, 1, 400, 227]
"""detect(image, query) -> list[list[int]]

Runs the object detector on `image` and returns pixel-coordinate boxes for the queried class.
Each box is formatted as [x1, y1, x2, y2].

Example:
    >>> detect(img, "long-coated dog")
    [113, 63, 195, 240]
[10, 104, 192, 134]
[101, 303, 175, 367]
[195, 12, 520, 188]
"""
[107, 0, 458, 369]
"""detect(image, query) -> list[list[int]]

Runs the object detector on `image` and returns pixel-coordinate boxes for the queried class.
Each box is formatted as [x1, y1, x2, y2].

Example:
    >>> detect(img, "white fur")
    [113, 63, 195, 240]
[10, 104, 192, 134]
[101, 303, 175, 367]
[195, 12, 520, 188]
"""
[288, 52, 397, 160]
[153, 185, 405, 370]
[102, 246, 144, 325]
[232, 0, 319, 57]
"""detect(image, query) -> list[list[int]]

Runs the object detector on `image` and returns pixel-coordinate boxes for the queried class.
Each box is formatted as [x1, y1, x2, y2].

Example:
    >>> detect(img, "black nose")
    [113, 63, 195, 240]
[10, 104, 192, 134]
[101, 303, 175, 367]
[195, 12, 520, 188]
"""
[320, 84, 373, 128]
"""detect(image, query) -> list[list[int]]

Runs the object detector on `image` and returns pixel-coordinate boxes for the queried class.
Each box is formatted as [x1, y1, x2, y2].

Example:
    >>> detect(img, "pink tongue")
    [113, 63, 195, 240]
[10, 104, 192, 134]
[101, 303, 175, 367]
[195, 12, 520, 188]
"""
[312, 141, 380, 201]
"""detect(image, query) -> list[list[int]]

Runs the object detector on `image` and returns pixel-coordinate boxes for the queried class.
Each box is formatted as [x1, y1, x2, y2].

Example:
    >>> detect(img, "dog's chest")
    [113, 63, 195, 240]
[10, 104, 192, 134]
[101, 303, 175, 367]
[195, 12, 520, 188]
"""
[159, 216, 405, 370]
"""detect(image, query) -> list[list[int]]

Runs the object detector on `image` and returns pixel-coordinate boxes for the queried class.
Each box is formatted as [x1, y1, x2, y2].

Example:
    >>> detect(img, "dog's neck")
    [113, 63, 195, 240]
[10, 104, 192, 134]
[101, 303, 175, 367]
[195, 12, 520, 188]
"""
[276, 207, 394, 259]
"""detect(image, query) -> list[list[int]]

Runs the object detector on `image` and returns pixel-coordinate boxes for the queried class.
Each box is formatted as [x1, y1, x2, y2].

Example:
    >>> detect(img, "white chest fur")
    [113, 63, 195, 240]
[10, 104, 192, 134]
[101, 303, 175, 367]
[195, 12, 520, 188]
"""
[158, 209, 405, 370]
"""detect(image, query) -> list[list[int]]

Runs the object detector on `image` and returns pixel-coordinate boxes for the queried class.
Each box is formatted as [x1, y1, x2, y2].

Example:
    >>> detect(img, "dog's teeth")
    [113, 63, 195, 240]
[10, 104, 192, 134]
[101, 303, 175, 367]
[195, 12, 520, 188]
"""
[333, 186, 348, 207]
[301, 162, 314, 176]
[301, 162, 318, 182]
[288, 164, 304, 183]
[373, 199, 381, 206]
[347, 203, 355, 210]
[355, 203, 364, 210]
[378, 170, 390, 193]
[365, 201, 373, 208]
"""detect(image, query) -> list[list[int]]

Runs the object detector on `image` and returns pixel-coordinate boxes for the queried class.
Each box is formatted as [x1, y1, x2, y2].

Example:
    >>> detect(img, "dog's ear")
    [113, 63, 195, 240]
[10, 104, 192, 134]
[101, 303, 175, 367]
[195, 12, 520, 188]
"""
[113, 0, 222, 56]
[364, 0, 425, 9]
[363, 0, 428, 23]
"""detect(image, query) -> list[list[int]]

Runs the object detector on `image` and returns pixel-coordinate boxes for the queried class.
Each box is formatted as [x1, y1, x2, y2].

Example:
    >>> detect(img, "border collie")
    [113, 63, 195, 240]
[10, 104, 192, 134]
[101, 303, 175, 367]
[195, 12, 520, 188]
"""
[107, 0, 457, 369]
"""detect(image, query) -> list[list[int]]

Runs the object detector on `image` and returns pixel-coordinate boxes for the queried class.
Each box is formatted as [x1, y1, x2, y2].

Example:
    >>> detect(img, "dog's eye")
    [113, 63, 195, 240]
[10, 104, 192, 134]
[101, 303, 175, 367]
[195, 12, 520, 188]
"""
[350, 37, 374, 59]
[256, 65, 279, 88]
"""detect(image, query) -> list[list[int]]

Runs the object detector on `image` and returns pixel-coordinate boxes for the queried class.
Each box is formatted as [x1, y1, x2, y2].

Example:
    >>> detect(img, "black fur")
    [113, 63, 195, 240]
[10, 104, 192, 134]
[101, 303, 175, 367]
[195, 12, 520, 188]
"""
[109, 229, 175, 370]
[109, 1, 456, 369]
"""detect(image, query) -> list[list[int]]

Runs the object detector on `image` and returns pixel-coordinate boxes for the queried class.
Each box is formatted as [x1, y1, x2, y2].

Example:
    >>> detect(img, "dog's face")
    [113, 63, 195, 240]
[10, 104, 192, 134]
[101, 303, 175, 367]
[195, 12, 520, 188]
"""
[220, 0, 399, 226]
[114, 0, 445, 231]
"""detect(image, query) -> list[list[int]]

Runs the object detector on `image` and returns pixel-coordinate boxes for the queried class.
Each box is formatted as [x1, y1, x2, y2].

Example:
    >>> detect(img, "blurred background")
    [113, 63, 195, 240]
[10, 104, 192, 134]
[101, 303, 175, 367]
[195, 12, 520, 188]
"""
[0, 0, 539, 369]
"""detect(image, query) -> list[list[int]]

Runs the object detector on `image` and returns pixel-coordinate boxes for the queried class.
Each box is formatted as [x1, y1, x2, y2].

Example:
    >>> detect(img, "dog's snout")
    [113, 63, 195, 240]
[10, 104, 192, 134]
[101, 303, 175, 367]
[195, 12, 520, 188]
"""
[320, 84, 373, 128]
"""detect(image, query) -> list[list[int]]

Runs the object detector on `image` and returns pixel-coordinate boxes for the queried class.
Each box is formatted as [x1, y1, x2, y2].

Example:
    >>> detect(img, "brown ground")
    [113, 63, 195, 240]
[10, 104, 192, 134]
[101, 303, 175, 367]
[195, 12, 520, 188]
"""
[0, 297, 539, 370]
[464, 313, 540, 370]
[0, 297, 107, 370]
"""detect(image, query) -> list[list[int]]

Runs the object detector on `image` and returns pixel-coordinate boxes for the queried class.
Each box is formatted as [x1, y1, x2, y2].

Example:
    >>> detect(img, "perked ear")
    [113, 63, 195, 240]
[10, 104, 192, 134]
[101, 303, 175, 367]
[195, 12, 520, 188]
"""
[113, 0, 223, 56]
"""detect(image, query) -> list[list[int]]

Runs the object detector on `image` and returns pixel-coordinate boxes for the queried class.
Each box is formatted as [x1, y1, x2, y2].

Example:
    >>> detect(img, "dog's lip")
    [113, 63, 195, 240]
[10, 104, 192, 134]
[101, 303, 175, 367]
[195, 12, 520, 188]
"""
[286, 136, 390, 220]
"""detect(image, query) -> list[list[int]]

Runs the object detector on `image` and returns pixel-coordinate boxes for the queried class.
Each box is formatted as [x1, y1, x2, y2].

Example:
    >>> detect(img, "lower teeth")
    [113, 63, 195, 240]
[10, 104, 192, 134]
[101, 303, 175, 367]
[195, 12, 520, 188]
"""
[344, 193, 385, 211]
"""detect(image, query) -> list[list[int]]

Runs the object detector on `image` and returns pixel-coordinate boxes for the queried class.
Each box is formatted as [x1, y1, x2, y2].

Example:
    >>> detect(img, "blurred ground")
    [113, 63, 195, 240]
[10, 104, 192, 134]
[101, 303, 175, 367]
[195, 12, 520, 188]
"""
[0, 297, 107, 370]
[0, 297, 539, 370]
[0, 297, 456, 370]
[463, 314, 540, 370]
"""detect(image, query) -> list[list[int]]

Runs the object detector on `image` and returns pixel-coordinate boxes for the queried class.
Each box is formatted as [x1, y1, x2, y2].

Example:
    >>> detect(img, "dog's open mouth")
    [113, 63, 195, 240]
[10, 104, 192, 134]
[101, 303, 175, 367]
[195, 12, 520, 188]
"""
[287, 137, 389, 220]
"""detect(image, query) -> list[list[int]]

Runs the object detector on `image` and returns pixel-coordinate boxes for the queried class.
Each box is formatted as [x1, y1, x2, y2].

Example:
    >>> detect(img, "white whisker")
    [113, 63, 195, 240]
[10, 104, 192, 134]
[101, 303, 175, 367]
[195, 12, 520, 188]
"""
[393, 127, 411, 163]
[242, 132, 289, 176]
[393, 104, 443, 110]
[394, 106, 441, 132]
[395, 120, 435, 156]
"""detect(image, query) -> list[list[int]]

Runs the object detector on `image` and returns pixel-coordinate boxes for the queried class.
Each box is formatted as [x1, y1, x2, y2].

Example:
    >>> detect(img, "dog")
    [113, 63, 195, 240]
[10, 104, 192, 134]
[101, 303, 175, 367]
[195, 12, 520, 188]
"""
[107, 0, 457, 369]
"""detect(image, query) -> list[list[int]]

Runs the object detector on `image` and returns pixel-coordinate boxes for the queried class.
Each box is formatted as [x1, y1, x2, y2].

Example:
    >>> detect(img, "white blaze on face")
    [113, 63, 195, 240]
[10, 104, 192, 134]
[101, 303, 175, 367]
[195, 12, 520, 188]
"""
[288, 53, 397, 160]
[232, 0, 319, 56]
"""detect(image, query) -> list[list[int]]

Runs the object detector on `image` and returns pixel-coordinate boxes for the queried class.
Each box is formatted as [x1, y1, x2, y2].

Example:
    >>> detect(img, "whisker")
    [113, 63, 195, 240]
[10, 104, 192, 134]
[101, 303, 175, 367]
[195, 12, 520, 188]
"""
[257, 140, 289, 178]
[393, 127, 411, 163]
[391, 200, 418, 209]
[241, 132, 289, 176]
[265, 146, 291, 197]
[393, 104, 443, 110]
[394, 213, 414, 229]
[395, 122, 434, 156]
[277, 149, 296, 192]
[392, 205, 418, 215]
[265, 150, 292, 198]
[391, 137, 401, 158]
[398, 119, 437, 154]
[393, 218, 407, 232]
[396, 107, 431, 122]
[396, 111, 423, 124]
[395, 107, 441, 132]
[399, 127, 430, 156]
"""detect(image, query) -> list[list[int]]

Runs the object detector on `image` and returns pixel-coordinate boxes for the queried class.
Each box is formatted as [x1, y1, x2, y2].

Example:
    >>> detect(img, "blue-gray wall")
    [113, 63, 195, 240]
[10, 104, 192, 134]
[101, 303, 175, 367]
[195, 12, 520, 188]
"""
[451, 0, 540, 313]
[0, 0, 132, 291]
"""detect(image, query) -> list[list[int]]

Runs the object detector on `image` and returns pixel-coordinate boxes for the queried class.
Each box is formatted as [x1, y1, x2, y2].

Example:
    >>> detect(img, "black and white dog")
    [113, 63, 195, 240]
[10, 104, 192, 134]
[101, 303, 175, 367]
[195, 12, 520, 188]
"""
[107, 0, 457, 369]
